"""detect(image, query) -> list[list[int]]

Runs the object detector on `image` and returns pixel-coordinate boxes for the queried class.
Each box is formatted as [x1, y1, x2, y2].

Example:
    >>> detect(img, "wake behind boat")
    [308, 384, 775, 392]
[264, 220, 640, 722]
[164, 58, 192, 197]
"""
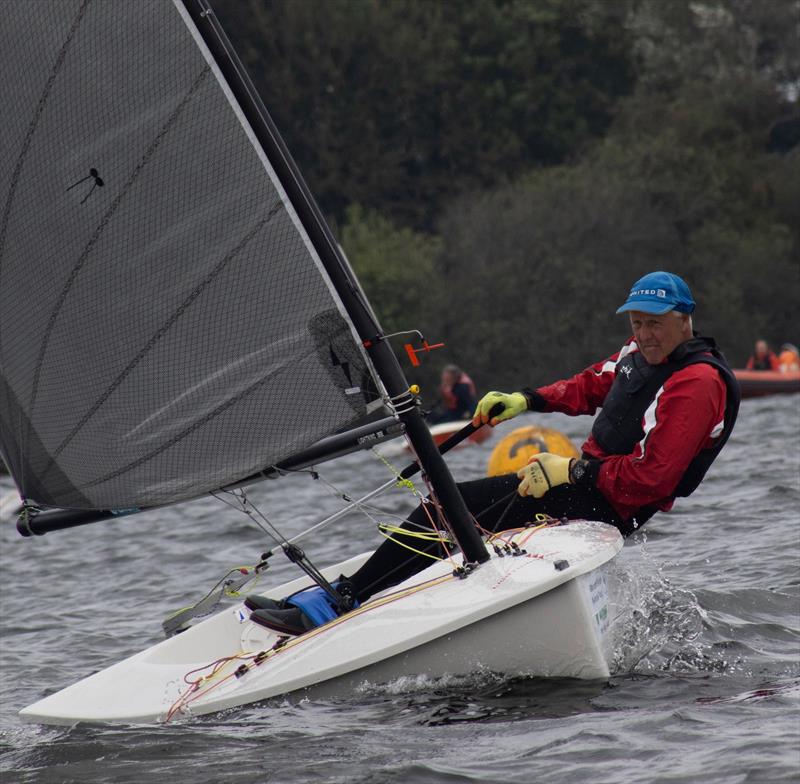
[1, 0, 626, 726]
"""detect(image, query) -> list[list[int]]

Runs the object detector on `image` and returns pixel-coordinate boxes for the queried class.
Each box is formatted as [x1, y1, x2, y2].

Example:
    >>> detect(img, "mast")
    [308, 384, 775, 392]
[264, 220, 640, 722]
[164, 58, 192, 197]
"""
[180, 0, 488, 565]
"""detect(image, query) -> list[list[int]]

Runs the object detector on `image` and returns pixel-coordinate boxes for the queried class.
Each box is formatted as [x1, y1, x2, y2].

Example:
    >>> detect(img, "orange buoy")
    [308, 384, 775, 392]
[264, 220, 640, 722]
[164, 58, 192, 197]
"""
[487, 424, 580, 476]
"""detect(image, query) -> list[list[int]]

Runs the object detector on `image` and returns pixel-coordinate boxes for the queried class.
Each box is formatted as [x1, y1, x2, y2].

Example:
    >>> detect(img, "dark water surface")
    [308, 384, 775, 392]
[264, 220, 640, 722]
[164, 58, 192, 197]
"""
[2, 395, 798, 783]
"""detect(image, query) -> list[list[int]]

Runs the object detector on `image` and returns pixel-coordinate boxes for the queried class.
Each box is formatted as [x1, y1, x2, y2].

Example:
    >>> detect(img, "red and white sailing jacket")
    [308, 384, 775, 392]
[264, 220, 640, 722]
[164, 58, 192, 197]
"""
[534, 337, 728, 521]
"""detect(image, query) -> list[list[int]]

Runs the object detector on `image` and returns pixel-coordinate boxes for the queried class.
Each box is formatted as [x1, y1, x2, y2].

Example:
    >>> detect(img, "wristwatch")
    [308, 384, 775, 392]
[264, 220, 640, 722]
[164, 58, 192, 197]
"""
[569, 458, 589, 485]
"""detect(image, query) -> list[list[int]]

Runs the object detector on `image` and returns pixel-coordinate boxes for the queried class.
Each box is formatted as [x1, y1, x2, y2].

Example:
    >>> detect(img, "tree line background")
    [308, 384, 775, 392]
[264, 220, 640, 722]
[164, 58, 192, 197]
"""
[216, 0, 799, 400]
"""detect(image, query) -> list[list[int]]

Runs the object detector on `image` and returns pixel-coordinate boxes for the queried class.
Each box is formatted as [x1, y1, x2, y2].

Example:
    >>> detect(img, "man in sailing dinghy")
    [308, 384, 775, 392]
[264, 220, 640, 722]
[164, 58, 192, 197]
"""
[247, 271, 739, 635]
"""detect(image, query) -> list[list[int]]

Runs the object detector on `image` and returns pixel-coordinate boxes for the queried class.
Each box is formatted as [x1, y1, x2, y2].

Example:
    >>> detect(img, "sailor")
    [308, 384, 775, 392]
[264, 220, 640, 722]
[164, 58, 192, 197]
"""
[426, 364, 478, 424]
[746, 340, 780, 371]
[248, 271, 740, 635]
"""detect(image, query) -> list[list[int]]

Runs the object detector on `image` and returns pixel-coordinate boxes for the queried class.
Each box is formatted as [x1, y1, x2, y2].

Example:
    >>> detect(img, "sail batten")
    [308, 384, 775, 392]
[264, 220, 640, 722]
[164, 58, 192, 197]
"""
[0, 0, 383, 511]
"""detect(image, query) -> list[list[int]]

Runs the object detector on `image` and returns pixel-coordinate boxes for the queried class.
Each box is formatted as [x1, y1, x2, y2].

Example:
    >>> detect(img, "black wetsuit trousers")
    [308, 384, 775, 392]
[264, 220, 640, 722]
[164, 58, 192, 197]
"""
[349, 473, 648, 603]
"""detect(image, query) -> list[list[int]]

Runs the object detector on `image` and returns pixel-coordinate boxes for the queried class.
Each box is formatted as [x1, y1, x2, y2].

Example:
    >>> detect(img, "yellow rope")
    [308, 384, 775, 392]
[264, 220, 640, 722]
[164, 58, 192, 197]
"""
[378, 523, 448, 541]
[372, 449, 416, 492]
[377, 523, 452, 561]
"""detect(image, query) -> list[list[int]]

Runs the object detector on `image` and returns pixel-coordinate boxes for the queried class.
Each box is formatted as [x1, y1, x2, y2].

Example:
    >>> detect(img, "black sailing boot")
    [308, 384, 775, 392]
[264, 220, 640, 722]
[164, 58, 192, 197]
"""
[243, 594, 285, 612]
[248, 577, 358, 636]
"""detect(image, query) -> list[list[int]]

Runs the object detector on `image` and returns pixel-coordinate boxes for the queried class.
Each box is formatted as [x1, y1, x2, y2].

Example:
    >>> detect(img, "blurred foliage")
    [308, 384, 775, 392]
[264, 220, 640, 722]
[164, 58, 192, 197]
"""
[215, 0, 637, 230]
[337, 205, 441, 336]
[429, 93, 798, 390]
[215, 0, 799, 400]
[627, 0, 800, 91]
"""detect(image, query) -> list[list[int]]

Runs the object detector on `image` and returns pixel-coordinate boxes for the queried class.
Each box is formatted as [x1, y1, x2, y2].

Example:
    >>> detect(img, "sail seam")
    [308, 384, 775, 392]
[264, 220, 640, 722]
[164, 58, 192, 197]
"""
[79, 220, 291, 491]
[24, 65, 211, 447]
[41, 201, 283, 478]
[0, 0, 90, 349]
[84, 330, 366, 495]
[174, 0, 385, 405]
[0, 0, 91, 489]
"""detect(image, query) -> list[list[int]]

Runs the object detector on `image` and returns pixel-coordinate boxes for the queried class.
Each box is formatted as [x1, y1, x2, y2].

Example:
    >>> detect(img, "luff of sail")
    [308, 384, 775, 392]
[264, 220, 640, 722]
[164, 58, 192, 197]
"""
[0, 0, 383, 511]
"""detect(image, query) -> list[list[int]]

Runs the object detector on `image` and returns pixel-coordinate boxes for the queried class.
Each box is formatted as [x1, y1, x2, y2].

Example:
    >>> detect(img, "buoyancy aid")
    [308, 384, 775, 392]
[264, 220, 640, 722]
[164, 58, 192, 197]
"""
[748, 353, 778, 370]
[591, 336, 740, 499]
[440, 372, 477, 411]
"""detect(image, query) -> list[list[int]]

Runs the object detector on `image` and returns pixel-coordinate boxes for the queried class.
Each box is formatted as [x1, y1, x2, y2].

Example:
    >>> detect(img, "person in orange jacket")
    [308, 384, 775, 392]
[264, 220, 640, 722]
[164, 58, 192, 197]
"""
[777, 343, 800, 373]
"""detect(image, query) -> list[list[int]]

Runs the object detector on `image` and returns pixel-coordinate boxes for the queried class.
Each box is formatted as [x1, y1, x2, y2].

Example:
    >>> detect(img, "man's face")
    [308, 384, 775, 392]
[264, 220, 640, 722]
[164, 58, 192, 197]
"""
[755, 340, 768, 357]
[629, 310, 690, 365]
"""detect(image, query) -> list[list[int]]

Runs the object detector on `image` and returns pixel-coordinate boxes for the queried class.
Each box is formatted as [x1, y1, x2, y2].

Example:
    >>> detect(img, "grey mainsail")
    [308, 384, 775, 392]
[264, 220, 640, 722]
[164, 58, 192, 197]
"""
[0, 0, 383, 511]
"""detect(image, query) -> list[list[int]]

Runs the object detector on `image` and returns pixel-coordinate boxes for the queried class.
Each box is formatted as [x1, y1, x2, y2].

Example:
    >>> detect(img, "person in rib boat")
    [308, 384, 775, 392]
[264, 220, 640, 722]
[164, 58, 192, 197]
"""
[426, 363, 478, 424]
[247, 271, 740, 635]
[745, 339, 780, 371]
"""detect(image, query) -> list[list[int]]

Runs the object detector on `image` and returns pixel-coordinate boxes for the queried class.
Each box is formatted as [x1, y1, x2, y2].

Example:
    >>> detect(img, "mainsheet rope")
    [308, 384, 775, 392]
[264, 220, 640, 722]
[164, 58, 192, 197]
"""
[161, 447, 564, 720]
[169, 444, 534, 637]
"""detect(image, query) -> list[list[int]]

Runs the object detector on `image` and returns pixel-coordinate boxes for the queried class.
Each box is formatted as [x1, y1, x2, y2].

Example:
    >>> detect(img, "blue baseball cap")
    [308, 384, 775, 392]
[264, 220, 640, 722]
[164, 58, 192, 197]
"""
[616, 271, 696, 315]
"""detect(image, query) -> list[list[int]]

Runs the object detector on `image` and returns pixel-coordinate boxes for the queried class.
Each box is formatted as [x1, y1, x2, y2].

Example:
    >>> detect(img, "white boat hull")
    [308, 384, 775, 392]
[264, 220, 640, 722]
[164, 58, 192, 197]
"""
[20, 521, 622, 725]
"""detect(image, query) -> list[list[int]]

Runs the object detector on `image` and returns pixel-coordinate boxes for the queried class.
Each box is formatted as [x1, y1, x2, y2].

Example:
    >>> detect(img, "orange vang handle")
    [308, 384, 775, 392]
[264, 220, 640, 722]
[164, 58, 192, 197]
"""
[403, 340, 445, 367]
